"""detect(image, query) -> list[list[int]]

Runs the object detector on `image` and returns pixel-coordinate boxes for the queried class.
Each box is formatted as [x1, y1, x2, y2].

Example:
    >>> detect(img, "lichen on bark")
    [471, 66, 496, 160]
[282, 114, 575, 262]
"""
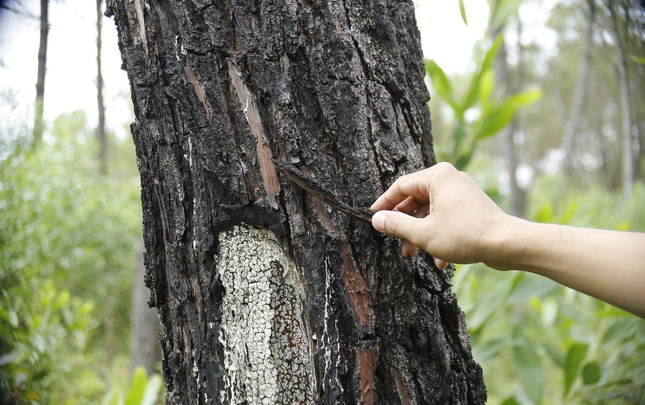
[216, 225, 314, 404]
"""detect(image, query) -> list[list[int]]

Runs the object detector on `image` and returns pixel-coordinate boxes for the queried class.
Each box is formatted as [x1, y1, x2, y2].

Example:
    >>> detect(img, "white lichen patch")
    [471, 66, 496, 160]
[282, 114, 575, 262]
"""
[216, 226, 314, 404]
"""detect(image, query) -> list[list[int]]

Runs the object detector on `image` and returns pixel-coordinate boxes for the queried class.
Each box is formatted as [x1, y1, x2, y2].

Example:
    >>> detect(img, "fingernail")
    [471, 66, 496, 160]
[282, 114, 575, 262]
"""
[372, 211, 386, 231]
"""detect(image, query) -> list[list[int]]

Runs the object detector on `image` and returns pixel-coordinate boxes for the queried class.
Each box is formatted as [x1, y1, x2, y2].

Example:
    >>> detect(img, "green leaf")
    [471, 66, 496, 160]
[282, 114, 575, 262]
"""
[479, 70, 494, 107]
[544, 344, 565, 368]
[475, 102, 516, 140]
[514, 341, 544, 405]
[557, 200, 578, 225]
[462, 36, 504, 111]
[490, 0, 523, 32]
[452, 120, 468, 153]
[472, 338, 521, 363]
[501, 397, 521, 405]
[505, 89, 543, 109]
[602, 317, 638, 343]
[508, 275, 558, 303]
[459, 0, 468, 26]
[101, 388, 123, 405]
[582, 362, 601, 385]
[125, 367, 148, 405]
[467, 272, 521, 331]
[425, 60, 453, 101]
[535, 200, 553, 223]
[631, 55, 645, 64]
[564, 343, 588, 397]
[454, 149, 474, 172]
[8, 310, 18, 328]
[475, 88, 541, 140]
[140, 374, 163, 405]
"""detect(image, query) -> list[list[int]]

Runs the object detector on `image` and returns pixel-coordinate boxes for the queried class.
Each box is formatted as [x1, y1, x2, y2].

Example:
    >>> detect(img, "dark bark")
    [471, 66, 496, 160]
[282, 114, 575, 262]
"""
[32, 0, 48, 148]
[106, 0, 486, 403]
[97, 0, 107, 175]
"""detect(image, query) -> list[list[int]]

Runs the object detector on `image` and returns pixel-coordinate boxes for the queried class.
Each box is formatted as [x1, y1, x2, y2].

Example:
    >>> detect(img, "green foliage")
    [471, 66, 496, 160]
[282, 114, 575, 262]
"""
[0, 109, 143, 403]
[101, 367, 163, 405]
[488, 0, 524, 32]
[425, 37, 541, 170]
[513, 337, 544, 405]
[563, 343, 588, 398]
[459, 0, 468, 26]
[455, 174, 645, 404]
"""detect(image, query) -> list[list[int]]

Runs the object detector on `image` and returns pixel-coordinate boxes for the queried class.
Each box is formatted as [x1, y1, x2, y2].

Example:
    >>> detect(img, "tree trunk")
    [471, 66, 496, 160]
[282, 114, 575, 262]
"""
[609, 1, 633, 199]
[97, 0, 107, 175]
[130, 244, 162, 375]
[106, 1, 486, 404]
[490, 3, 525, 218]
[561, 0, 595, 177]
[32, 0, 48, 148]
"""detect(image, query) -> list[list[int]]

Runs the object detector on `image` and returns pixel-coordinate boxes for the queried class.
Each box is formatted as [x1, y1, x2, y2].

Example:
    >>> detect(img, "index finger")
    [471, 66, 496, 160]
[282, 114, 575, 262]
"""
[370, 169, 433, 211]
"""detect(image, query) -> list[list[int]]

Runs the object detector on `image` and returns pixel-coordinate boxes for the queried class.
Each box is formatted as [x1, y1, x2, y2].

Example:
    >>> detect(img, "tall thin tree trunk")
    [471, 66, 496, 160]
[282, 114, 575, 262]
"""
[561, 0, 596, 176]
[609, 2, 633, 199]
[130, 244, 162, 375]
[490, 2, 525, 217]
[96, 0, 107, 175]
[32, 0, 48, 148]
[106, 1, 486, 403]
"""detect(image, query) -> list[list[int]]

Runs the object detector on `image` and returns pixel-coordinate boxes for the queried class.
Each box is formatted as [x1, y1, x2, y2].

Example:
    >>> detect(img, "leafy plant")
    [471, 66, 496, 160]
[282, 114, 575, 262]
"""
[101, 367, 163, 405]
[0, 109, 143, 403]
[454, 172, 645, 405]
[425, 37, 541, 170]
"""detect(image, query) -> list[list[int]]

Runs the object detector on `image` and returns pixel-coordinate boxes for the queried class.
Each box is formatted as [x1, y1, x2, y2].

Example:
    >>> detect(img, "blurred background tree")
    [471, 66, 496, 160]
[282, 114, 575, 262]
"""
[0, 0, 643, 404]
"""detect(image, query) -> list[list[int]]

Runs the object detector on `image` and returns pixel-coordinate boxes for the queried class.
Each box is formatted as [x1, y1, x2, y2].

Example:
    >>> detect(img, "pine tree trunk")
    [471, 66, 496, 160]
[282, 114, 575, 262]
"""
[560, 0, 595, 177]
[97, 0, 107, 175]
[32, 0, 48, 148]
[106, 1, 486, 403]
[130, 244, 162, 375]
[609, 1, 633, 199]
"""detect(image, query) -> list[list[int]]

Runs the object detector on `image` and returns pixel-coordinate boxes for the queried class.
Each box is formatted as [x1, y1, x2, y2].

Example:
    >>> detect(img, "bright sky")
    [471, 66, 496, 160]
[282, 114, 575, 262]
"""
[0, 0, 552, 137]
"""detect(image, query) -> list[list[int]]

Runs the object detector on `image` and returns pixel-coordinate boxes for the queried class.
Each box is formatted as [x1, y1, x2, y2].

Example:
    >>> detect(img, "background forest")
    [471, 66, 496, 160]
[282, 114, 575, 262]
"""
[0, 0, 643, 404]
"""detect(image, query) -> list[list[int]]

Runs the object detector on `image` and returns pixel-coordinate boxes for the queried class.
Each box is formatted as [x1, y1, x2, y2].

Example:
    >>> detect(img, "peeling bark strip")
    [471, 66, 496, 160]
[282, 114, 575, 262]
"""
[106, 0, 487, 403]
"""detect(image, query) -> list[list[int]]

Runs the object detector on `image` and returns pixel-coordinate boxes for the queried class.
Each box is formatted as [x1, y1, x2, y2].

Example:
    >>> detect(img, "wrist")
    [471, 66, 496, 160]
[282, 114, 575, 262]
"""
[482, 215, 535, 271]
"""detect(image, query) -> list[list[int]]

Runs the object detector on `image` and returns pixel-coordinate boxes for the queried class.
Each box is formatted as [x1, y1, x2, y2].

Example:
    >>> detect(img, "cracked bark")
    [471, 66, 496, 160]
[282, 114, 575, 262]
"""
[106, 0, 486, 403]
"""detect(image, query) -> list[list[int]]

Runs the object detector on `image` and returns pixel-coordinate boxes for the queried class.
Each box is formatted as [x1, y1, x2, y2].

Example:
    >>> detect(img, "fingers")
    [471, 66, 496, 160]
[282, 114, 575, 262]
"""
[371, 163, 457, 211]
[371, 171, 431, 211]
[434, 258, 449, 270]
[402, 240, 418, 258]
[400, 205, 430, 257]
[372, 210, 432, 250]
[394, 195, 427, 216]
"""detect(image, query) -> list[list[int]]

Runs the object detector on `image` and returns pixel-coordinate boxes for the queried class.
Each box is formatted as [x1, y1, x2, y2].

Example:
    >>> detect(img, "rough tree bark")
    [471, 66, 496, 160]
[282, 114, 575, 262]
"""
[32, 0, 48, 148]
[106, 0, 486, 403]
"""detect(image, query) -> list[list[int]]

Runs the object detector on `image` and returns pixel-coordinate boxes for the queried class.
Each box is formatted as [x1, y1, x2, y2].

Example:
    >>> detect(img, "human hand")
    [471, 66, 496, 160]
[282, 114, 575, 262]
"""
[371, 162, 510, 269]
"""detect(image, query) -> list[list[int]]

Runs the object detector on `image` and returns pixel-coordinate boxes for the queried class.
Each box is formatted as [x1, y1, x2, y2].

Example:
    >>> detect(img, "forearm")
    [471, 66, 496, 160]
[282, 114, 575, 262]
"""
[487, 216, 645, 318]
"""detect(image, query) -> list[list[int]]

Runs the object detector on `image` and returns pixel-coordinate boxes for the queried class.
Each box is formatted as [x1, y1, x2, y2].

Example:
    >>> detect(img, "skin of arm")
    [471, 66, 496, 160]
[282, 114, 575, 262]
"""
[371, 162, 645, 318]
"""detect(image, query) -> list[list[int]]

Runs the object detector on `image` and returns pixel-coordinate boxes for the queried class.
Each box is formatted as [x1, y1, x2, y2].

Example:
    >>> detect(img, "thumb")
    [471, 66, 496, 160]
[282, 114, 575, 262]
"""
[372, 210, 426, 243]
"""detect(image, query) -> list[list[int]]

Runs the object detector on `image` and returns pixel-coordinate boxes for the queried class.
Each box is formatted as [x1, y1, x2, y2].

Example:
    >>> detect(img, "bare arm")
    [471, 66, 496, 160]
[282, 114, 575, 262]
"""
[371, 162, 645, 318]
